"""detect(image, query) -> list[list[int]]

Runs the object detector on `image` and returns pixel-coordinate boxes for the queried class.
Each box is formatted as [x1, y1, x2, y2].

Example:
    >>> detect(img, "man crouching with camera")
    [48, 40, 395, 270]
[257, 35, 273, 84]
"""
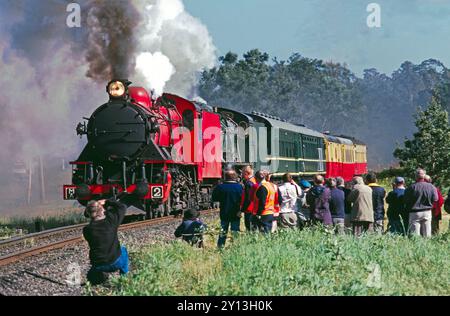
[83, 198, 129, 285]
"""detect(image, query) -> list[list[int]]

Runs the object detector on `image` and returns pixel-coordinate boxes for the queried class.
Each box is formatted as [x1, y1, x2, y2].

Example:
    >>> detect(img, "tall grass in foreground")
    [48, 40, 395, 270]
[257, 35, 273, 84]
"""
[105, 227, 450, 296]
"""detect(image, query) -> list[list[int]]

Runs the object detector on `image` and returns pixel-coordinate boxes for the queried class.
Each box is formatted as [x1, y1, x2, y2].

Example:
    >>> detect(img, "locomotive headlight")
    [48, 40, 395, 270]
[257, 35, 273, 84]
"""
[108, 81, 126, 98]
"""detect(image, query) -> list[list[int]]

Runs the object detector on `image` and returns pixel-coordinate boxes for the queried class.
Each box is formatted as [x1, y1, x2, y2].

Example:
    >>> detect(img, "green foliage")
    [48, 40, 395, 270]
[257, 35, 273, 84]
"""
[376, 167, 408, 180]
[199, 53, 450, 167]
[199, 50, 365, 136]
[0, 226, 19, 239]
[394, 96, 450, 188]
[375, 168, 415, 188]
[107, 229, 450, 296]
[434, 83, 450, 113]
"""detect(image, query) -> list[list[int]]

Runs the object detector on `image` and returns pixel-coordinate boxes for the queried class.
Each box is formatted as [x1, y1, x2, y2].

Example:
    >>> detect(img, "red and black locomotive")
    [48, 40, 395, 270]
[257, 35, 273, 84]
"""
[65, 80, 223, 218]
[64, 80, 367, 218]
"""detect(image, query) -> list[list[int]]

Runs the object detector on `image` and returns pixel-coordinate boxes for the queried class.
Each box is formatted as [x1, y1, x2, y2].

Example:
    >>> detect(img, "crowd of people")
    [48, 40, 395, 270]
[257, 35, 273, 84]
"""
[81, 166, 448, 284]
[177, 166, 448, 248]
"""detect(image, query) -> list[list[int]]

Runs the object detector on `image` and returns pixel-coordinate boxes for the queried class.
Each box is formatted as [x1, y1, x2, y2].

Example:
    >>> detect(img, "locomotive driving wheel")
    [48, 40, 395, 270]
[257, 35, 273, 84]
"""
[145, 203, 153, 220]
[164, 195, 171, 216]
[145, 203, 166, 219]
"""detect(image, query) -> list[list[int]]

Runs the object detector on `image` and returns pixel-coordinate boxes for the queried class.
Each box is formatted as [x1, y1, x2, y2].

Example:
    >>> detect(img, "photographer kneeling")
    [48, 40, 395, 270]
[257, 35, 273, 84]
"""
[83, 198, 129, 285]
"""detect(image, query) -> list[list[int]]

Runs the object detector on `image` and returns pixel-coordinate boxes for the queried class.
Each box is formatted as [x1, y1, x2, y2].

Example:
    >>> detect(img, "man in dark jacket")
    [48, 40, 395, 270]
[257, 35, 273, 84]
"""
[212, 170, 243, 248]
[336, 177, 352, 229]
[306, 175, 332, 226]
[386, 177, 407, 235]
[83, 198, 129, 285]
[327, 178, 345, 234]
[366, 173, 386, 234]
[175, 208, 207, 247]
[404, 169, 438, 237]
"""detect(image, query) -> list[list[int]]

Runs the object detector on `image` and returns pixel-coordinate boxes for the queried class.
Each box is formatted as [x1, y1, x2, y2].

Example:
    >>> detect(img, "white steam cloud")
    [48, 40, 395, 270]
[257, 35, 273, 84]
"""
[133, 0, 216, 97]
[135, 52, 176, 96]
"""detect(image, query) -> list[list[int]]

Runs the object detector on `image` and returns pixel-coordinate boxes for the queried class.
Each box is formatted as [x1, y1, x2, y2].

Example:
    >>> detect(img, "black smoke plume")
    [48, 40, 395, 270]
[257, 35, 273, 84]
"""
[85, 0, 141, 81]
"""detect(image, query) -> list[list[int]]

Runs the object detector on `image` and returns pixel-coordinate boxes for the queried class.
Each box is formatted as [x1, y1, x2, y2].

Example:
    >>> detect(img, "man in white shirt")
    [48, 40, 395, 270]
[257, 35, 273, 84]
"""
[277, 173, 302, 228]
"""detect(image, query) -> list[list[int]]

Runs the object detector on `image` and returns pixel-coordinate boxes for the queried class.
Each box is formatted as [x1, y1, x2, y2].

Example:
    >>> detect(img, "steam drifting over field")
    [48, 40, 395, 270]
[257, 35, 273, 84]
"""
[0, 0, 216, 211]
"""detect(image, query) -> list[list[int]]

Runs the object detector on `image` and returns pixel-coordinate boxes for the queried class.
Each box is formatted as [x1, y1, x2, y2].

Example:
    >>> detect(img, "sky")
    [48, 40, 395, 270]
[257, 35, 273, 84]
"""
[184, 0, 450, 76]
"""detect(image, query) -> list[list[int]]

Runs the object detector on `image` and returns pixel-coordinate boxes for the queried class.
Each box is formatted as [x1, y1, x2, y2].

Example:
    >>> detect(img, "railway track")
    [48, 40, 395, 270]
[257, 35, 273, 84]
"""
[0, 209, 218, 268]
[0, 223, 87, 249]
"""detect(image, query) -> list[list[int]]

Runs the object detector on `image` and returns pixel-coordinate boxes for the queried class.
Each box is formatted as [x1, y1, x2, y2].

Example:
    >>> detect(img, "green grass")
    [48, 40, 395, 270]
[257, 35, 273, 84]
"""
[0, 226, 20, 240]
[0, 209, 87, 237]
[103, 226, 450, 296]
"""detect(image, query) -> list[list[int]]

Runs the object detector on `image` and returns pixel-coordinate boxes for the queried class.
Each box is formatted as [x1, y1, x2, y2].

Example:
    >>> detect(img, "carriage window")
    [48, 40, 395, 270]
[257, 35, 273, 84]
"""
[318, 148, 324, 171]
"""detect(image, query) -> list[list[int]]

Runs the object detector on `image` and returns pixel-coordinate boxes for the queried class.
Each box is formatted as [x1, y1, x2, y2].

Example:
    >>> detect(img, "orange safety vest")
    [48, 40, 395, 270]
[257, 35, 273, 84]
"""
[270, 182, 280, 215]
[254, 181, 276, 216]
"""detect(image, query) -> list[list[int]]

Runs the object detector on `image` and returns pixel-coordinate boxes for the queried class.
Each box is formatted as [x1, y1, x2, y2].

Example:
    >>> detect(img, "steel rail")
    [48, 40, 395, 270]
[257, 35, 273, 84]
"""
[0, 223, 88, 248]
[0, 209, 218, 267]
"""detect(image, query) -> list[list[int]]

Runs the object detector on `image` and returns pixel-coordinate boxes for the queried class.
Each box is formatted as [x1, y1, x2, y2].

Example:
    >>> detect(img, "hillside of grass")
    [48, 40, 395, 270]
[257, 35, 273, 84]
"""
[104, 227, 450, 296]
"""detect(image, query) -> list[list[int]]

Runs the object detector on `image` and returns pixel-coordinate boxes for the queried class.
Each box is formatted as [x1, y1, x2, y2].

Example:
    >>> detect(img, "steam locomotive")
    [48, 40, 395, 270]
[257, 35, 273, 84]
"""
[63, 80, 367, 218]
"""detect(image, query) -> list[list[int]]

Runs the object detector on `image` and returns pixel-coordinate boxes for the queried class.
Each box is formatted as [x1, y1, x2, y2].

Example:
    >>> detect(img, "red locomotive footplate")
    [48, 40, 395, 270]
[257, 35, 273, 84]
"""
[63, 184, 166, 200]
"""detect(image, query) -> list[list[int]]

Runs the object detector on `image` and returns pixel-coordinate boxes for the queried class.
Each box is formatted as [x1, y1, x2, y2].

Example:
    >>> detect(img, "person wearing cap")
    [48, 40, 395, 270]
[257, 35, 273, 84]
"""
[175, 208, 208, 247]
[240, 165, 257, 231]
[424, 175, 444, 235]
[365, 173, 386, 234]
[404, 169, 438, 238]
[212, 170, 244, 248]
[306, 175, 332, 227]
[252, 170, 276, 234]
[386, 177, 407, 235]
[277, 173, 300, 228]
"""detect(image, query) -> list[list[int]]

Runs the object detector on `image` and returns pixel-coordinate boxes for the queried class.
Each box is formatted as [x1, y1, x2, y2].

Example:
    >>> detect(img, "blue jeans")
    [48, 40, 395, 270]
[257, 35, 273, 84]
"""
[252, 214, 274, 234]
[218, 220, 240, 248]
[88, 246, 129, 285]
[388, 219, 404, 235]
[244, 213, 253, 231]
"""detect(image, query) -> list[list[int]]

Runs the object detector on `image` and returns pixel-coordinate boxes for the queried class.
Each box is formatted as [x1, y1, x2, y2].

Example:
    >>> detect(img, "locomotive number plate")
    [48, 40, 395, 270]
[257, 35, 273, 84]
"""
[64, 186, 77, 200]
[151, 186, 164, 199]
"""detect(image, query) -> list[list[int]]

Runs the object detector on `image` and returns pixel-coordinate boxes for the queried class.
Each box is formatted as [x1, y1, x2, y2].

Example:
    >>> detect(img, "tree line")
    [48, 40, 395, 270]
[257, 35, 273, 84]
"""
[198, 50, 450, 175]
